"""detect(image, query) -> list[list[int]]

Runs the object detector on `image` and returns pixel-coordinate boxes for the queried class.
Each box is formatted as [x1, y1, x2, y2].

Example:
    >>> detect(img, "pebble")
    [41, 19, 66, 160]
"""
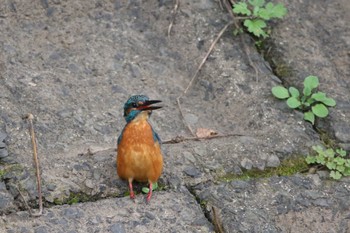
[85, 179, 95, 189]
[109, 223, 126, 233]
[240, 158, 253, 170]
[266, 155, 280, 168]
[47, 184, 57, 191]
[183, 167, 202, 178]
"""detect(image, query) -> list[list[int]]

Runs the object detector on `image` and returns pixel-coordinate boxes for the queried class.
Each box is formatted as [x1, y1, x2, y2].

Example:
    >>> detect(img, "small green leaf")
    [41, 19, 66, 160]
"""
[321, 97, 336, 107]
[345, 160, 350, 168]
[324, 148, 335, 158]
[330, 170, 342, 180]
[253, 6, 260, 17]
[267, 3, 287, 18]
[336, 148, 347, 157]
[233, 2, 251, 16]
[312, 145, 324, 154]
[289, 87, 300, 97]
[142, 182, 158, 194]
[337, 165, 345, 173]
[257, 8, 271, 20]
[306, 156, 316, 164]
[343, 168, 350, 176]
[243, 19, 268, 38]
[334, 157, 345, 165]
[287, 97, 301, 108]
[311, 92, 327, 101]
[304, 76, 319, 90]
[312, 103, 329, 118]
[249, 0, 265, 7]
[316, 155, 325, 165]
[326, 161, 336, 170]
[272, 86, 289, 99]
[258, 2, 287, 20]
[304, 111, 315, 124]
[303, 102, 310, 107]
[303, 86, 311, 97]
[305, 97, 315, 106]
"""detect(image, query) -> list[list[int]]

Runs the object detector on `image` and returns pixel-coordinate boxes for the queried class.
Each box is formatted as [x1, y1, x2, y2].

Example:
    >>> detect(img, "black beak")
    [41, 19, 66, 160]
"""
[137, 100, 162, 111]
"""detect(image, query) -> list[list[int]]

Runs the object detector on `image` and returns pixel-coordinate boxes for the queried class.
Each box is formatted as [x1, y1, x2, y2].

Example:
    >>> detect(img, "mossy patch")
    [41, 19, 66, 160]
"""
[219, 156, 308, 182]
[52, 192, 99, 206]
[0, 164, 25, 180]
[0, 169, 5, 179]
[67, 192, 97, 205]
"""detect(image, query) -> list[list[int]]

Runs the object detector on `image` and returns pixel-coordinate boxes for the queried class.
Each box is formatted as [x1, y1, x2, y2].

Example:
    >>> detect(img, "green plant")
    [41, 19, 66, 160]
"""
[220, 156, 308, 182]
[233, 0, 287, 38]
[141, 182, 158, 194]
[272, 75, 336, 124]
[306, 145, 349, 180]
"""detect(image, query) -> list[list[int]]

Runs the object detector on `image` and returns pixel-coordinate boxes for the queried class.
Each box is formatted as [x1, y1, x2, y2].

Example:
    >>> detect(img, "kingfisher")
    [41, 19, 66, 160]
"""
[117, 95, 163, 202]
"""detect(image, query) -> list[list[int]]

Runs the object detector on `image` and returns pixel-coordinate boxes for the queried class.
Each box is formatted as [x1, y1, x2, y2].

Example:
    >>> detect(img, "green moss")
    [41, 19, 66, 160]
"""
[219, 156, 308, 182]
[52, 192, 98, 205]
[0, 164, 25, 180]
[273, 63, 294, 79]
[66, 192, 92, 205]
[157, 182, 167, 191]
[53, 198, 64, 205]
[0, 169, 5, 179]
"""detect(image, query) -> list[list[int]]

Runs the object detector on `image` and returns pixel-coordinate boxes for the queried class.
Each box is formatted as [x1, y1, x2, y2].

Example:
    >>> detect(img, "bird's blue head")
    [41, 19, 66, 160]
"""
[123, 95, 162, 123]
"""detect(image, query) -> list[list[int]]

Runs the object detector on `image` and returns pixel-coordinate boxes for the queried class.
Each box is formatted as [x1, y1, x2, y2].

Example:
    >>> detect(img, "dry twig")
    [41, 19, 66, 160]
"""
[25, 113, 43, 216]
[162, 132, 246, 144]
[176, 21, 235, 137]
[167, 0, 179, 37]
[212, 206, 224, 233]
[16, 186, 34, 216]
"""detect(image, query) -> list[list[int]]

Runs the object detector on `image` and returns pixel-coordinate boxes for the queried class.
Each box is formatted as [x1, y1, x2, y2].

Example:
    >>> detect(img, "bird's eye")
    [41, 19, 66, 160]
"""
[132, 103, 137, 108]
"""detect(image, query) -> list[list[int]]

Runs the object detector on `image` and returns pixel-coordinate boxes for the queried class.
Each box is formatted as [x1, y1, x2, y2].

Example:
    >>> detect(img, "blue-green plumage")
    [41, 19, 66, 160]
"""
[118, 95, 162, 145]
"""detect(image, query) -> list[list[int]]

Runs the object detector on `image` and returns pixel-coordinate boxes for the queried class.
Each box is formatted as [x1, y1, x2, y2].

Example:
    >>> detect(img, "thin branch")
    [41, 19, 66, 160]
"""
[176, 21, 235, 137]
[183, 21, 234, 95]
[162, 133, 246, 144]
[212, 206, 224, 233]
[24, 113, 43, 217]
[16, 186, 33, 216]
[167, 0, 179, 37]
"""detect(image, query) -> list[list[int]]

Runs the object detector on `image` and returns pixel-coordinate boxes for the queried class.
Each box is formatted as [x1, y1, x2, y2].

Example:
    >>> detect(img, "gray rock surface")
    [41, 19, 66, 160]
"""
[196, 176, 350, 233]
[0, 0, 349, 232]
[1, 190, 213, 233]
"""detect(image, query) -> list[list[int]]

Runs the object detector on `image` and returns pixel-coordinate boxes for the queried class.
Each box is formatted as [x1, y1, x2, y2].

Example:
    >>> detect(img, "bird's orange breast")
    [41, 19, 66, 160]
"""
[117, 117, 163, 183]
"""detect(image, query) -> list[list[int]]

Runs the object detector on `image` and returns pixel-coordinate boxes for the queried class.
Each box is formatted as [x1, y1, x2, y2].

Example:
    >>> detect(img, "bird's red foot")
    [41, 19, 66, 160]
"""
[146, 182, 152, 203]
[129, 180, 135, 200]
[130, 191, 135, 199]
